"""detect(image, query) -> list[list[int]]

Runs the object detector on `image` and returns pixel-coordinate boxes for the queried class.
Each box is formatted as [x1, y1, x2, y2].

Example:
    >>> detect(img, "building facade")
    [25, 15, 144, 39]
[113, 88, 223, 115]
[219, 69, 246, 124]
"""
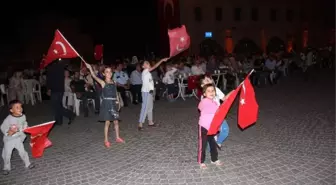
[158, 0, 334, 55]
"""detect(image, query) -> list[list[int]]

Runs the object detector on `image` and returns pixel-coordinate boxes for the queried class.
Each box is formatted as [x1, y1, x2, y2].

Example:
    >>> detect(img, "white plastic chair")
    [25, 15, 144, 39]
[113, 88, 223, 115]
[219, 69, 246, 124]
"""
[33, 82, 42, 102]
[23, 79, 40, 105]
[0, 84, 8, 106]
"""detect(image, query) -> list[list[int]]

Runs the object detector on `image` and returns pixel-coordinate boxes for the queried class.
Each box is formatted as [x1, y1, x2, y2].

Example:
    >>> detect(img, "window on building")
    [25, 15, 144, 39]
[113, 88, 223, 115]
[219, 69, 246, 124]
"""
[270, 9, 277, 22]
[194, 7, 202, 22]
[215, 7, 223, 21]
[286, 9, 294, 22]
[234, 8, 242, 21]
[251, 8, 259, 21]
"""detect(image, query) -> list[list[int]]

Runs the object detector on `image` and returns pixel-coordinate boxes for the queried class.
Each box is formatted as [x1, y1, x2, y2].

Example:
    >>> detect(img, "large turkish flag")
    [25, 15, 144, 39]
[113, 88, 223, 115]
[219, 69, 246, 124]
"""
[168, 25, 190, 57]
[24, 121, 55, 158]
[40, 30, 79, 69]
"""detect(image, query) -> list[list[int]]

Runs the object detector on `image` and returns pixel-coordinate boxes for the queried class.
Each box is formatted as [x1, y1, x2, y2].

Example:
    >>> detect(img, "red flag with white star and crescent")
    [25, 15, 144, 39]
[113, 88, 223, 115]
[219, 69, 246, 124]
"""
[207, 85, 241, 135]
[168, 25, 190, 57]
[41, 29, 79, 69]
[24, 121, 55, 158]
[238, 73, 259, 129]
[207, 70, 258, 135]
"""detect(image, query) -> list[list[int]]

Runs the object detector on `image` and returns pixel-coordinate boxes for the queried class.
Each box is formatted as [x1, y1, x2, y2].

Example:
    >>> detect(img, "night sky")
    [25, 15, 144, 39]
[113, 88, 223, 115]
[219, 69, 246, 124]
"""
[0, 1, 158, 62]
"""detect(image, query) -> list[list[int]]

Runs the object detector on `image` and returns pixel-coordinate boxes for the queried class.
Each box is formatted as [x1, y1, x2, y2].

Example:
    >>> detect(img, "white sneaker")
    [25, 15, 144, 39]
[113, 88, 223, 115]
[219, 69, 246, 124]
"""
[211, 160, 223, 166]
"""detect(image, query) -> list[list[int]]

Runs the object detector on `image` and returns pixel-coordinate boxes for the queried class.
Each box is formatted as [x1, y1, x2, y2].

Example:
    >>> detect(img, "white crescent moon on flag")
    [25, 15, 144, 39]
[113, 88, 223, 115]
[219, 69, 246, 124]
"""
[55, 41, 67, 55]
[163, 0, 174, 20]
[176, 45, 184, 52]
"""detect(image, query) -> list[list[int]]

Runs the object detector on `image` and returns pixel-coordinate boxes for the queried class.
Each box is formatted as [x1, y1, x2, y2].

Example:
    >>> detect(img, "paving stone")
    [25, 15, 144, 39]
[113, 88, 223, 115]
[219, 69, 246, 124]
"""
[0, 71, 335, 184]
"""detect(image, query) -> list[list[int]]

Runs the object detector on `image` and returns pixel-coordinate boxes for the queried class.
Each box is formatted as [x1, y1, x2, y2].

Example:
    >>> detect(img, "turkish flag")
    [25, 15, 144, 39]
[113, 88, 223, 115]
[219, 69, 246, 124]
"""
[238, 75, 259, 129]
[207, 86, 242, 135]
[24, 121, 55, 158]
[41, 30, 79, 69]
[94, 44, 103, 61]
[168, 25, 190, 57]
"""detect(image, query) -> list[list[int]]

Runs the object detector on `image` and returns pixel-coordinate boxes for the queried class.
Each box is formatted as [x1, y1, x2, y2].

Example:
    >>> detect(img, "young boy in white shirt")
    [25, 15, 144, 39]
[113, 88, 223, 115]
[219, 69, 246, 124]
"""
[138, 58, 169, 130]
[1, 100, 35, 175]
[162, 63, 178, 102]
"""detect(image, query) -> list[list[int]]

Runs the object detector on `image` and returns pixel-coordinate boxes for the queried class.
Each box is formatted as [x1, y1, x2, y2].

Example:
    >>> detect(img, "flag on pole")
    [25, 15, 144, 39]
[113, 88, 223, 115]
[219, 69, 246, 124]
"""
[207, 70, 258, 135]
[207, 85, 242, 135]
[168, 25, 190, 57]
[238, 74, 259, 129]
[40, 30, 80, 69]
[24, 121, 55, 158]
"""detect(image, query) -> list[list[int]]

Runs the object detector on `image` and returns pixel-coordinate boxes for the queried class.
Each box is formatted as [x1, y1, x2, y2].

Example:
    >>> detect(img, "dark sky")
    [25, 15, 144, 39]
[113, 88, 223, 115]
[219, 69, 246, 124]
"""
[0, 1, 159, 61]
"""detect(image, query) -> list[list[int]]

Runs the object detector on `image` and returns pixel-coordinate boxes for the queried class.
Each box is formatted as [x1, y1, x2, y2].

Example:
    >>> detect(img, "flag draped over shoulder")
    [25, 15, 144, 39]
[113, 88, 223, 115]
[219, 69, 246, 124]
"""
[24, 121, 55, 158]
[207, 71, 259, 135]
[168, 25, 190, 57]
[40, 30, 79, 69]
[207, 85, 242, 135]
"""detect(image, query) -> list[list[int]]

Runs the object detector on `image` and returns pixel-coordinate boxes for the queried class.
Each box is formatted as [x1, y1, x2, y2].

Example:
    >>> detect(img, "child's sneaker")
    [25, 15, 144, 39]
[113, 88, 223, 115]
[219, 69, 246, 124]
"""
[28, 164, 35, 169]
[211, 160, 223, 166]
[116, 138, 125, 143]
[200, 163, 207, 169]
[3, 170, 9, 175]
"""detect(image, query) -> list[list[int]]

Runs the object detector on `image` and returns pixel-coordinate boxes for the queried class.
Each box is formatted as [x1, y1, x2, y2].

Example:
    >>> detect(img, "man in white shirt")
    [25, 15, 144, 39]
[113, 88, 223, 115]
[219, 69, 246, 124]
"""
[265, 56, 281, 84]
[177, 61, 191, 75]
[191, 60, 205, 75]
[113, 62, 130, 107]
[130, 64, 142, 104]
[265, 58, 277, 71]
[138, 58, 169, 130]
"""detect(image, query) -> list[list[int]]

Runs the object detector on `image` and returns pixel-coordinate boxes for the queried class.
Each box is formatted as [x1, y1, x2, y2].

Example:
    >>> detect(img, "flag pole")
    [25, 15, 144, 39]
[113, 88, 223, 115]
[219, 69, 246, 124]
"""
[57, 30, 88, 65]
[237, 69, 255, 88]
[237, 69, 261, 139]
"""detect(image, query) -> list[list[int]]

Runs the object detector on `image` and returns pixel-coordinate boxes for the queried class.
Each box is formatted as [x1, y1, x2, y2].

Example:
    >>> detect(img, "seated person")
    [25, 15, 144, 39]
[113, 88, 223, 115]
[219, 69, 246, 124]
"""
[70, 71, 99, 117]
[177, 60, 191, 76]
[191, 60, 205, 75]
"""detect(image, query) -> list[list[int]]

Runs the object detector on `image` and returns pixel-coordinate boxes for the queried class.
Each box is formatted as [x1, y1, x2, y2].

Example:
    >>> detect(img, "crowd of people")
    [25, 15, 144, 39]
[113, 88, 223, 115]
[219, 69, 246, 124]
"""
[0, 44, 334, 175]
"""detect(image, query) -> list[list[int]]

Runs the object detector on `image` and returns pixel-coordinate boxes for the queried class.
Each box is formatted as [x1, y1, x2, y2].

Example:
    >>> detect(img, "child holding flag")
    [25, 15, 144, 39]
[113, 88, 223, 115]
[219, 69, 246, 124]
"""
[197, 84, 223, 169]
[1, 100, 35, 175]
[199, 75, 230, 149]
[86, 64, 124, 148]
[138, 58, 169, 130]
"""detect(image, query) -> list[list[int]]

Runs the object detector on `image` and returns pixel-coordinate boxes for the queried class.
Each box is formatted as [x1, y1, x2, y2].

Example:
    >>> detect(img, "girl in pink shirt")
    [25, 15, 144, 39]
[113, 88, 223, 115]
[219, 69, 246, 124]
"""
[197, 84, 223, 169]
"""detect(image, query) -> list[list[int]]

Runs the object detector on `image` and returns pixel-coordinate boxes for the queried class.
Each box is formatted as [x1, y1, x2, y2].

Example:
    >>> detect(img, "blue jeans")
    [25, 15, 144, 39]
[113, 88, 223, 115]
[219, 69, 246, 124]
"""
[217, 120, 229, 144]
[207, 120, 229, 150]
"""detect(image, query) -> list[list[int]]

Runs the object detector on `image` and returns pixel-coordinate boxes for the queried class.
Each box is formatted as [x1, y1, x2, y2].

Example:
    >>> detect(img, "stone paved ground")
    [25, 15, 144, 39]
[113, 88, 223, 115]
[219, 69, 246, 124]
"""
[0, 70, 335, 185]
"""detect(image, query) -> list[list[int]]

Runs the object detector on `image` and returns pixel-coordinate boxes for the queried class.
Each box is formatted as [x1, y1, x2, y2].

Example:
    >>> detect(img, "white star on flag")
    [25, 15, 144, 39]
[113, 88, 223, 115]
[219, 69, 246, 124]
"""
[180, 37, 185, 42]
[240, 98, 246, 105]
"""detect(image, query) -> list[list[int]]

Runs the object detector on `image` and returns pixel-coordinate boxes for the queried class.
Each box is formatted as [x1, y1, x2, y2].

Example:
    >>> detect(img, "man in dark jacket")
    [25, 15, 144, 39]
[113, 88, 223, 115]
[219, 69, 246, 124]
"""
[46, 59, 75, 125]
